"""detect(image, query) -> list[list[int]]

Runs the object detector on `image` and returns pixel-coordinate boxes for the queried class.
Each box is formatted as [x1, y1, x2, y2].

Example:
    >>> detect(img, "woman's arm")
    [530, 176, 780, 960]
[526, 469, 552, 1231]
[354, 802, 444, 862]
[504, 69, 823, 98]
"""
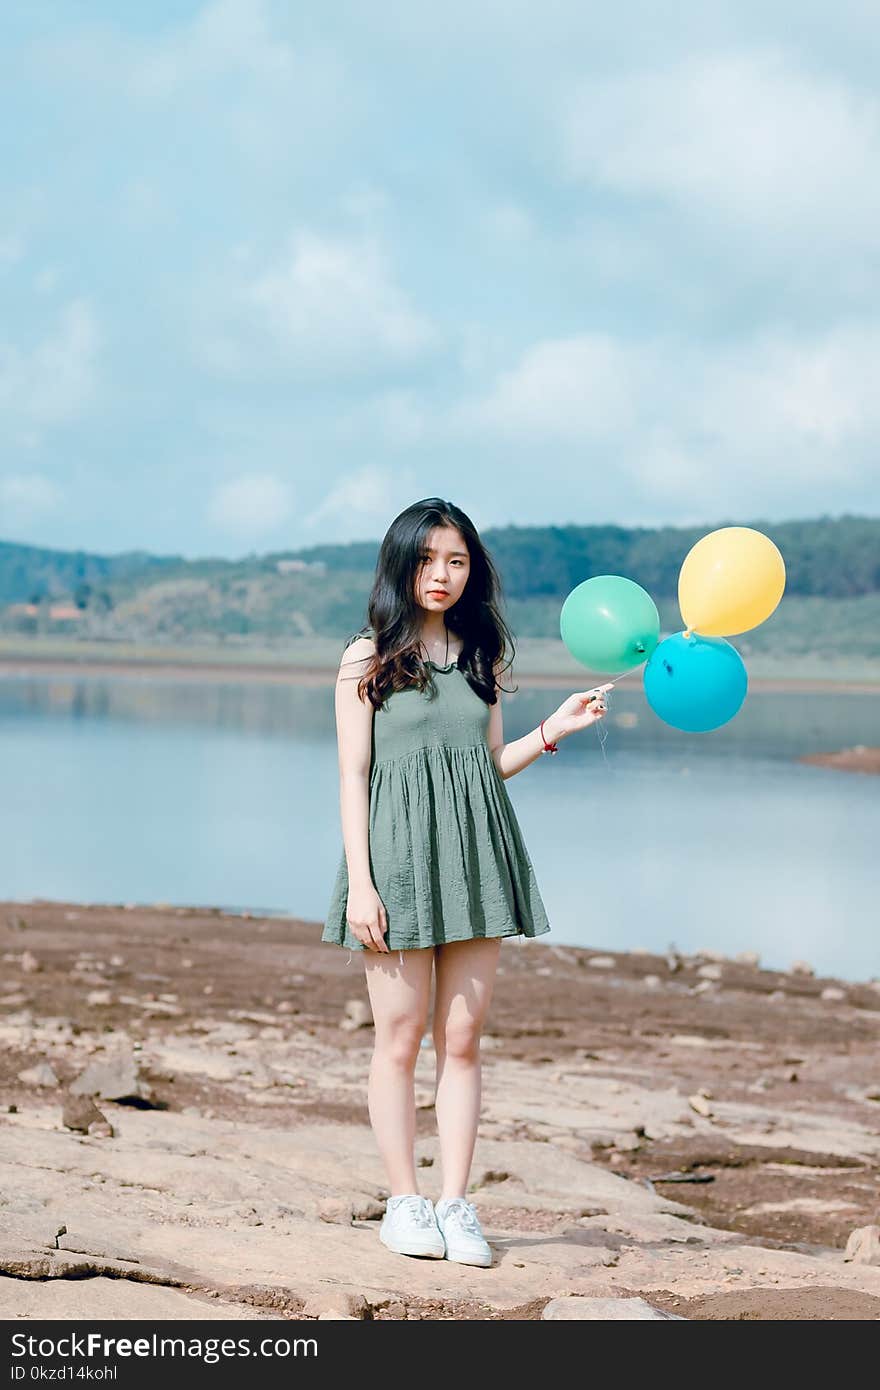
[335, 637, 376, 886]
[487, 661, 609, 780]
[487, 694, 560, 781]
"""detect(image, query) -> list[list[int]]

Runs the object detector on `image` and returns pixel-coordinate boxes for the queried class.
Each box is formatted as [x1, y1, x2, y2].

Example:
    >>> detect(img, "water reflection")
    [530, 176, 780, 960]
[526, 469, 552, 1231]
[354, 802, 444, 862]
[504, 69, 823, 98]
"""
[0, 673, 877, 981]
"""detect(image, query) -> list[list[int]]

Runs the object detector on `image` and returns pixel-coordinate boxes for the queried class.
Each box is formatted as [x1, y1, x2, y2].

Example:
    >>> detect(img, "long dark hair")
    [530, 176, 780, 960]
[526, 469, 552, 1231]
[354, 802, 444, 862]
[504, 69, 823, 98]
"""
[346, 498, 517, 711]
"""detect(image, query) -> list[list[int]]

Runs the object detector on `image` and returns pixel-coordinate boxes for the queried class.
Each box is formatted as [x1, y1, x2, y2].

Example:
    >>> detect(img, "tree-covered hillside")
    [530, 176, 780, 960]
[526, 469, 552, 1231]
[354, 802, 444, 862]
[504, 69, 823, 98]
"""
[0, 515, 877, 649]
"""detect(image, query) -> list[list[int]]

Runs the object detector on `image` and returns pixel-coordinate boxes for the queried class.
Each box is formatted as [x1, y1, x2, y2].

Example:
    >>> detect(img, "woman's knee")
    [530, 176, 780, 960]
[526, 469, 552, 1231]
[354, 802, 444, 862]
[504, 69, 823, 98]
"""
[373, 1016, 425, 1069]
[433, 1019, 481, 1062]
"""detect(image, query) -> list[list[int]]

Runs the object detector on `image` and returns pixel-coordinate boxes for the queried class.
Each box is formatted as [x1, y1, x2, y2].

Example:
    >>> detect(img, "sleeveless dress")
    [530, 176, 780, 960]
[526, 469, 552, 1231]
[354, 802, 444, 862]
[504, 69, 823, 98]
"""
[322, 627, 552, 956]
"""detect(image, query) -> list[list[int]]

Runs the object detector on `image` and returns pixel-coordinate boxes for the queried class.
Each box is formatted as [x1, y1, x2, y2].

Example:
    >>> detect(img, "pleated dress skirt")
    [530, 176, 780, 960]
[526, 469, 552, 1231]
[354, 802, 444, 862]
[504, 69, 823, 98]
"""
[322, 632, 552, 954]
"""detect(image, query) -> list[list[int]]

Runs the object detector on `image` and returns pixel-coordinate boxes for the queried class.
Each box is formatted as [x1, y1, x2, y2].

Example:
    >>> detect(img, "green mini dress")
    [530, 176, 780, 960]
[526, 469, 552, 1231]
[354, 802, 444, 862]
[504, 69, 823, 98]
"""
[322, 628, 552, 959]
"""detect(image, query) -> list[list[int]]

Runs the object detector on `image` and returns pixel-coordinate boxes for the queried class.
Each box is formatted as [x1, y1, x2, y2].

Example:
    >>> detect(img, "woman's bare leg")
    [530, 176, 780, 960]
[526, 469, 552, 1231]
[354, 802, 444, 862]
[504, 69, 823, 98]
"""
[432, 936, 502, 1201]
[363, 947, 435, 1197]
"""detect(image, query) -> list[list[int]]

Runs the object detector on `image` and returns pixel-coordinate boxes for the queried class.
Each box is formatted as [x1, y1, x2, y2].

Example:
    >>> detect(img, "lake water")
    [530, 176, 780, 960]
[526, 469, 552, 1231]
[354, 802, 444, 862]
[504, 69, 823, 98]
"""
[1, 673, 878, 982]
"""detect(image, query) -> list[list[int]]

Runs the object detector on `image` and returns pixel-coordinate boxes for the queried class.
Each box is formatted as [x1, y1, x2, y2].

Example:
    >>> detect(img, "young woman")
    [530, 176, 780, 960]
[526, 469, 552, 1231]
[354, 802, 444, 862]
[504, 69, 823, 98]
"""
[322, 499, 609, 1268]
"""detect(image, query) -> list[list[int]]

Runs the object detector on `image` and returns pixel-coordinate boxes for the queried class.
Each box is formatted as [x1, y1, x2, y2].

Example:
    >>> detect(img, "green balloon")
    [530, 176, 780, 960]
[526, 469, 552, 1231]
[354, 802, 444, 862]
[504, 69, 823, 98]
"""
[560, 575, 660, 673]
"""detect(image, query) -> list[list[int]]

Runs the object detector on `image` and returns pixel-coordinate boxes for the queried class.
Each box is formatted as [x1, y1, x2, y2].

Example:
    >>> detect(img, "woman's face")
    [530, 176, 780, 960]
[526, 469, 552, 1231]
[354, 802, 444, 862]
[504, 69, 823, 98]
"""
[414, 525, 471, 613]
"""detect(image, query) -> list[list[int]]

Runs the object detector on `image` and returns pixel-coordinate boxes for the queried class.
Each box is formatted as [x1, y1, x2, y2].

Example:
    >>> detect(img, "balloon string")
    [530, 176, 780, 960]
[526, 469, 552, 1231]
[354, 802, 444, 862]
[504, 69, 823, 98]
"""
[591, 659, 644, 768]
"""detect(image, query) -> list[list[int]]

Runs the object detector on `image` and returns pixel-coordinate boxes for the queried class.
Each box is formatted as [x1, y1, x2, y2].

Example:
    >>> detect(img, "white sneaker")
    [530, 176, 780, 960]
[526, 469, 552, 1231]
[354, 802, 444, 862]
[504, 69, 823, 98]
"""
[379, 1194, 446, 1259]
[433, 1197, 493, 1267]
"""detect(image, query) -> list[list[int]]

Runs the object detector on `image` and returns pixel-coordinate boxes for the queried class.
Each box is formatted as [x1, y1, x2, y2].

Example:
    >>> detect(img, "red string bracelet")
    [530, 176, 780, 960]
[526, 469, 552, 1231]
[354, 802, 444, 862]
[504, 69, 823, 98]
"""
[540, 719, 558, 754]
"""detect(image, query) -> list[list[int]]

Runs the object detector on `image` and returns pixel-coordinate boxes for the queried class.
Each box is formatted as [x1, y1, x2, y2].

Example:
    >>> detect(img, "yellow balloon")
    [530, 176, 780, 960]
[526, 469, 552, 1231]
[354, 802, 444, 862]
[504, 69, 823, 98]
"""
[678, 527, 786, 637]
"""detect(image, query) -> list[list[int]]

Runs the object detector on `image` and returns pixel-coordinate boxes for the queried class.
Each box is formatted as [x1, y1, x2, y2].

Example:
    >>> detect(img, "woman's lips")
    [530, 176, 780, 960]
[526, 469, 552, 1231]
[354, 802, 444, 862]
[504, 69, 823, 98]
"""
[428, 590, 448, 597]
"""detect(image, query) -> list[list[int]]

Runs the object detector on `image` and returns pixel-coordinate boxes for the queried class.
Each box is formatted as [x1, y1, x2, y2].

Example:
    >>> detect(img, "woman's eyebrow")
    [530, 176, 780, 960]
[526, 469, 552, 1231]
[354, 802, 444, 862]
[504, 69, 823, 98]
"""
[424, 547, 469, 557]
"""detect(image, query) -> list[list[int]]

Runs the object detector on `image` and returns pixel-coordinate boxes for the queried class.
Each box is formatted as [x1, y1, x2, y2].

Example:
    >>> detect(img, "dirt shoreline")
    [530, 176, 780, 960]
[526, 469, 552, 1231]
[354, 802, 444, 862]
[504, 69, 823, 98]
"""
[800, 747, 880, 776]
[2, 899, 880, 1320]
[0, 653, 878, 694]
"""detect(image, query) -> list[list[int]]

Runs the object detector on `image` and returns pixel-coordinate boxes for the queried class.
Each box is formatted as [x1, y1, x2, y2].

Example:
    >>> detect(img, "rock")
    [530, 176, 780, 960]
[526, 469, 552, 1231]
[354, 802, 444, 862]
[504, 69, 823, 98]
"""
[61, 1094, 108, 1134]
[821, 987, 845, 1001]
[611, 1131, 643, 1152]
[302, 1292, 368, 1319]
[666, 949, 682, 973]
[381, 1300, 407, 1320]
[695, 949, 727, 963]
[790, 960, 815, 977]
[87, 1119, 115, 1138]
[318, 1198, 354, 1225]
[767, 990, 786, 1002]
[69, 1051, 155, 1104]
[843, 1225, 880, 1265]
[643, 975, 661, 988]
[696, 964, 722, 980]
[587, 956, 615, 969]
[352, 1197, 385, 1221]
[17, 1061, 60, 1087]
[549, 946, 579, 965]
[553, 1134, 584, 1153]
[543, 1296, 685, 1320]
[692, 980, 717, 995]
[735, 951, 761, 967]
[56, 1233, 138, 1262]
[688, 1093, 714, 1118]
[339, 999, 372, 1031]
[86, 990, 114, 1007]
[20, 951, 41, 973]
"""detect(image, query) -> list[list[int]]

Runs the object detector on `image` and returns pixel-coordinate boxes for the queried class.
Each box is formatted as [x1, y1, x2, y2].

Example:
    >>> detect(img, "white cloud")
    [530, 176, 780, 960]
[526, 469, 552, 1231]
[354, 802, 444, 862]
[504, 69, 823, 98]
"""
[207, 472, 293, 534]
[34, 267, 60, 295]
[330, 390, 427, 446]
[0, 473, 63, 517]
[560, 50, 880, 252]
[0, 300, 100, 439]
[480, 201, 535, 247]
[31, 0, 353, 173]
[690, 327, 880, 473]
[454, 334, 637, 440]
[436, 321, 880, 514]
[248, 230, 435, 363]
[303, 463, 418, 534]
[197, 228, 436, 380]
[35, 0, 296, 97]
[133, 0, 295, 96]
[0, 235, 25, 267]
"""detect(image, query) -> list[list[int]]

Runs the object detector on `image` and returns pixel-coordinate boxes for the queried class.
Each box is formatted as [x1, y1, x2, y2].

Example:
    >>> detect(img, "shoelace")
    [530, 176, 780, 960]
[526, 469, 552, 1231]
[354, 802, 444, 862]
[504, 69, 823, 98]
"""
[438, 1199, 482, 1234]
[390, 1195, 435, 1227]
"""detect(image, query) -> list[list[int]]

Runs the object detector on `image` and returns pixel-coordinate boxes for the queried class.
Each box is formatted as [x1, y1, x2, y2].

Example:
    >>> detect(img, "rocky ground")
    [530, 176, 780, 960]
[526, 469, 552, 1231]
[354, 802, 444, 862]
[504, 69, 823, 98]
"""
[2, 900, 880, 1321]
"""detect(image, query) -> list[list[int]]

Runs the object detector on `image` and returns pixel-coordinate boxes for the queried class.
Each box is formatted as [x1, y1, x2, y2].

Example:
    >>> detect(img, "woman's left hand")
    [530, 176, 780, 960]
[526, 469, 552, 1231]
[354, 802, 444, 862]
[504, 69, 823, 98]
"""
[544, 684, 613, 743]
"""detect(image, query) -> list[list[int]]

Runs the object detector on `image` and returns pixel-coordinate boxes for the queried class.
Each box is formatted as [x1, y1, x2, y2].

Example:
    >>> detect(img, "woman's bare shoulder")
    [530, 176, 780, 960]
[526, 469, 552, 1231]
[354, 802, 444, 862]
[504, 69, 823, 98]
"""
[339, 629, 376, 669]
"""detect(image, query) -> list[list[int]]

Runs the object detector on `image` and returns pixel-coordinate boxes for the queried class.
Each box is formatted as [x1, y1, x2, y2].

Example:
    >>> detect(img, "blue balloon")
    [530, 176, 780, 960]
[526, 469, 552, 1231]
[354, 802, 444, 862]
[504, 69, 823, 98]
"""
[643, 632, 748, 732]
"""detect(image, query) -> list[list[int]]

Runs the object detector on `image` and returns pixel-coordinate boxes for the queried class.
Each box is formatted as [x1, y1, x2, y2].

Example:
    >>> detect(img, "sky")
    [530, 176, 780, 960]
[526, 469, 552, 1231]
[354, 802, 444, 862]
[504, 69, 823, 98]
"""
[1, 0, 879, 559]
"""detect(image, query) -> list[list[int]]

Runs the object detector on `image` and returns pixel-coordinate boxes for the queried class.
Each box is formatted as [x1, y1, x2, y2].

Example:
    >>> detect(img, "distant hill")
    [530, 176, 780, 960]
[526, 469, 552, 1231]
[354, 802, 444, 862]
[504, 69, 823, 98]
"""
[0, 515, 877, 651]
